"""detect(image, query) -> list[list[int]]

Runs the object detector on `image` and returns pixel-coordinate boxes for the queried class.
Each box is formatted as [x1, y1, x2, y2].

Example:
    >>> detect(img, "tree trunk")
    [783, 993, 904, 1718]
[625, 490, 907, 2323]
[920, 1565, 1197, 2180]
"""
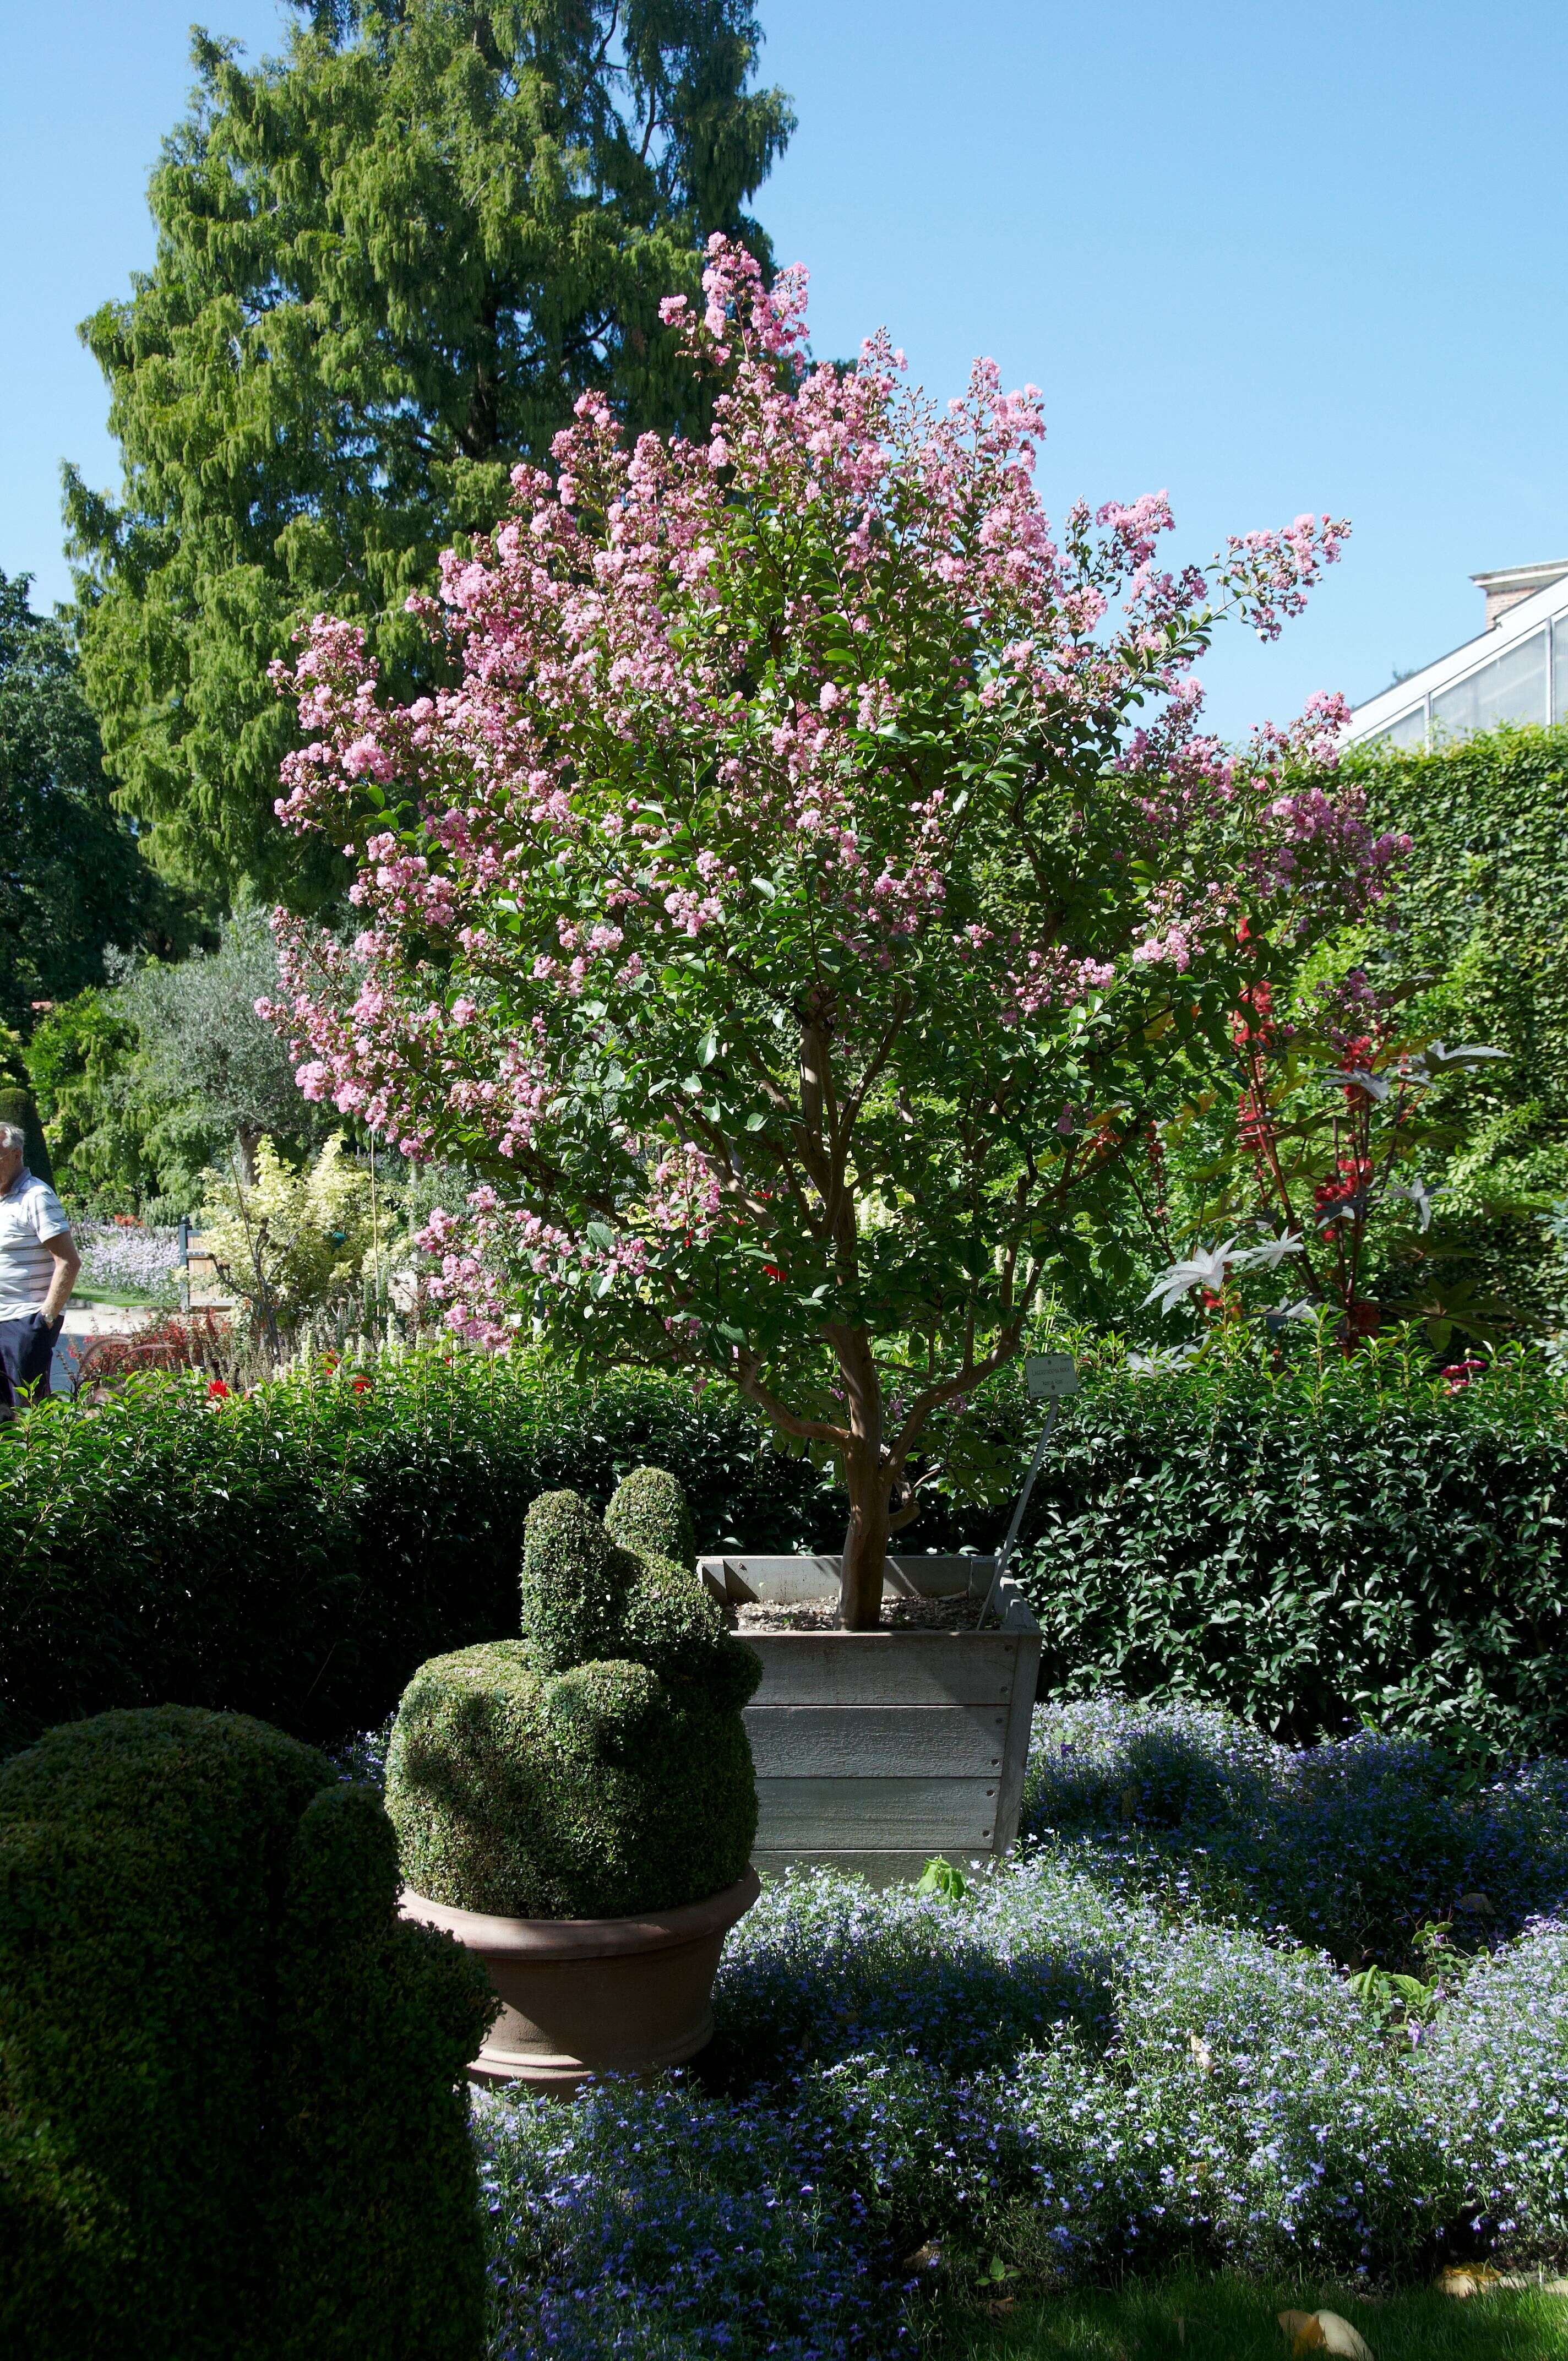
[827, 1323, 890, 1629]
[839, 1437, 892, 1629]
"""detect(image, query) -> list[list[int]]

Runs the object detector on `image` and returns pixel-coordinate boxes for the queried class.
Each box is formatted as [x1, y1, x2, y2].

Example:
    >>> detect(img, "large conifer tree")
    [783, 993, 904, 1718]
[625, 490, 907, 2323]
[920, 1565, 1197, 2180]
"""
[0, 570, 192, 1034]
[66, 1, 792, 905]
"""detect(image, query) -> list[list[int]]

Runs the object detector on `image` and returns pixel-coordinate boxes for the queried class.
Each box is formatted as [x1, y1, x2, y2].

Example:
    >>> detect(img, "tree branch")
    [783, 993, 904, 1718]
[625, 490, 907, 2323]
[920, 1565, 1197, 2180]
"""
[733, 1348, 846, 1448]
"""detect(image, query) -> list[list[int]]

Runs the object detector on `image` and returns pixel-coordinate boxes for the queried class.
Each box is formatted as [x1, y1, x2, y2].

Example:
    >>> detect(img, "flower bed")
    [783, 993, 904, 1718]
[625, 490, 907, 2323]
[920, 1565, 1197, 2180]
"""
[1021, 1696, 1568, 1967]
[468, 1699, 1568, 2359]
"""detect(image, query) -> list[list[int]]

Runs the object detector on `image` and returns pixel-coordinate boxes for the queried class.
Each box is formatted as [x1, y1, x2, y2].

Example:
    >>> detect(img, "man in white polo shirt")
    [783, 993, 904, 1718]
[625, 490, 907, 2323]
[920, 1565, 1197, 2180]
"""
[0, 1120, 80, 1416]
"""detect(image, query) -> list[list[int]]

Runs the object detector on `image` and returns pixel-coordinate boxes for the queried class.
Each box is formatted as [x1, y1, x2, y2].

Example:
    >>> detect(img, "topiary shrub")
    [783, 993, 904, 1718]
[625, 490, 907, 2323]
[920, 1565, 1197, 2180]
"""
[386, 1467, 759, 1919]
[0, 1705, 492, 2361]
[603, 1462, 697, 1570]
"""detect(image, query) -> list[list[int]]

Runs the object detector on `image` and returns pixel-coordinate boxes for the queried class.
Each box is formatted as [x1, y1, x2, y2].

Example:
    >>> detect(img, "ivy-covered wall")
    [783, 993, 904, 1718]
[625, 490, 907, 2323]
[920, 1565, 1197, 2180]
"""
[1351, 723, 1568, 1325]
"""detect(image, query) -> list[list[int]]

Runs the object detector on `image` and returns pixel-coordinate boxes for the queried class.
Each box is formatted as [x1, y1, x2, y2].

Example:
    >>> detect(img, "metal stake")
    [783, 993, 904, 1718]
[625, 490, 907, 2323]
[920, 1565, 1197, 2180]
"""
[976, 1397, 1058, 1629]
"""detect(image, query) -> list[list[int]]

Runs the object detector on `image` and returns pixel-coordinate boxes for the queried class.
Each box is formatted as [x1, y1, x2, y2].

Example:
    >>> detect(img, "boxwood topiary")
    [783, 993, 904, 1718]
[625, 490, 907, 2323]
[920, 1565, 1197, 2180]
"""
[386, 1467, 759, 1918]
[0, 1704, 493, 2361]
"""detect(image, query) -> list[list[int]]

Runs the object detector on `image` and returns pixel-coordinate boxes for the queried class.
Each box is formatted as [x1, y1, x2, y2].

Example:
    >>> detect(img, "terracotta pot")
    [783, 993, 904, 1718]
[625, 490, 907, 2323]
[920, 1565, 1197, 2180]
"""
[399, 1867, 760, 2092]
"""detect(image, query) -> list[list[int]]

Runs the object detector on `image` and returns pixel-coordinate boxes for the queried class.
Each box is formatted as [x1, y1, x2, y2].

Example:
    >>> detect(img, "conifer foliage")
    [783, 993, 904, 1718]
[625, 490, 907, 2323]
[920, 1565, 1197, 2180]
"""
[0, 572, 185, 1032]
[66, 0, 793, 904]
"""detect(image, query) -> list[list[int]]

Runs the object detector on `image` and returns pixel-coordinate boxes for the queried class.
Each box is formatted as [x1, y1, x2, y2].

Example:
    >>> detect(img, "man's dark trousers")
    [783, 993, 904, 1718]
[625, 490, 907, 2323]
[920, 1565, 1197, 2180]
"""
[0, 1311, 59, 1410]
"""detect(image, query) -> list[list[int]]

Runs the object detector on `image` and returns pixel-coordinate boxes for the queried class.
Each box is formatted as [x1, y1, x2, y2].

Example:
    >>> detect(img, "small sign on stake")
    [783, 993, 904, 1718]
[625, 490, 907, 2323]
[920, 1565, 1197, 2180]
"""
[1026, 1352, 1079, 1400]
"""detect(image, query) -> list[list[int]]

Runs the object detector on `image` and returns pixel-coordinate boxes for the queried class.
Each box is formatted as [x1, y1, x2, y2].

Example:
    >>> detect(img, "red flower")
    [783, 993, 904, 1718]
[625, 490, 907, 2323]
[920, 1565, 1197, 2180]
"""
[763, 1264, 785, 1282]
[352, 1374, 372, 1394]
[1231, 977, 1275, 1049]
[1314, 1154, 1373, 1212]
[207, 1379, 231, 1401]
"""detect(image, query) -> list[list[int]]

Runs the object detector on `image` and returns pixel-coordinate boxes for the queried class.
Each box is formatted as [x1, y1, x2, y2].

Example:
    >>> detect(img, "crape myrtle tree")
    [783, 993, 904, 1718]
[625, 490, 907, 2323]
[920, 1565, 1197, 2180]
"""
[65, 0, 792, 906]
[264, 240, 1402, 1627]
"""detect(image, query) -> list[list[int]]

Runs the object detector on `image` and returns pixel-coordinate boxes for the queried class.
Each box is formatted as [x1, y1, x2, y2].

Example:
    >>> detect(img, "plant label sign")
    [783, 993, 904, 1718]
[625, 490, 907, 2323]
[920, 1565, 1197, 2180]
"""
[1026, 1353, 1077, 1400]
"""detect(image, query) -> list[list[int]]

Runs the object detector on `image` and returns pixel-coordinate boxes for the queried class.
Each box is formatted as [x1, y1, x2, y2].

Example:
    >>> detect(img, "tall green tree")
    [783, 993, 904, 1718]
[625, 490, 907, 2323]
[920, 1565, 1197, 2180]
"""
[29, 912, 336, 1218]
[66, 0, 793, 906]
[0, 570, 192, 1035]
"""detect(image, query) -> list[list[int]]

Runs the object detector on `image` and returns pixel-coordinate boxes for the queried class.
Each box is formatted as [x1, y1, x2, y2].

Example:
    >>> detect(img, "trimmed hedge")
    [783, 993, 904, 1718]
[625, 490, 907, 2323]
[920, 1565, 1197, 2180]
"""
[1019, 1347, 1568, 1749]
[6, 1341, 1568, 1756]
[0, 1353, 845, 1758]
[0, 1705, 492, 2359]
[387, 1474, 759, 1917]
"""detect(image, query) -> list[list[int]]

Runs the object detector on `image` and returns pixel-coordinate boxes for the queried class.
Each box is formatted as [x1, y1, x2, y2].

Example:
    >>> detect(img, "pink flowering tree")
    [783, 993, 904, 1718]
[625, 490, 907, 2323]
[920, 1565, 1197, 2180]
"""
[264, 237, 1401, 1627]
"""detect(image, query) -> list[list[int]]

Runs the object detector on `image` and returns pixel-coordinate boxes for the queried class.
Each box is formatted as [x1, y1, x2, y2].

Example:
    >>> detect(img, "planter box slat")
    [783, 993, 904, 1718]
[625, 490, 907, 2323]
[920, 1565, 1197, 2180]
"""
[708, 1554, 1040, 1886]
[755, 1774, 999, 1850]
[994, 1620, 1039, 1854]
[746, 1638, 1021, 1708]
[753, 1849, 950, 1884]
[745, 1703, 1009, 1780]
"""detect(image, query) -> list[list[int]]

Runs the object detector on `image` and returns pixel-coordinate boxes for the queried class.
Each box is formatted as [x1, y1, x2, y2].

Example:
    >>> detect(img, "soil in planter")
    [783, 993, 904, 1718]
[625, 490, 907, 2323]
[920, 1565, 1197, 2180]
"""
[731, 1593, 987, 1634]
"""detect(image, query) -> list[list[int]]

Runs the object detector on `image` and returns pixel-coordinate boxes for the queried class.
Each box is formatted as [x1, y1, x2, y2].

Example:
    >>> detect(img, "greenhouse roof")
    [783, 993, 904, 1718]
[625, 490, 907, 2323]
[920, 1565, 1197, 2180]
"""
[1344, 562, 1568, 750]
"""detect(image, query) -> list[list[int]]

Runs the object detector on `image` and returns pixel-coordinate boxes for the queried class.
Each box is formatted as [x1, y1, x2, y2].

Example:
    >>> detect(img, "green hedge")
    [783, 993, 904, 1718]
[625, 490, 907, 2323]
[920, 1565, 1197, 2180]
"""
[1019, 1347, 1568, 1751]
[1351, 724, 1568, 1325]
[0, 1705, 491, 2359]
[6, 1342, 1568, 1756]
[0, 1353, 846, 1758]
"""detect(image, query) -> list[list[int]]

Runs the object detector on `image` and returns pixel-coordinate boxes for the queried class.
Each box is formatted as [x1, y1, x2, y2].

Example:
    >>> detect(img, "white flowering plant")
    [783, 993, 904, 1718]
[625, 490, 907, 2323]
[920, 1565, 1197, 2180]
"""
[74, 1218, 186, 1307]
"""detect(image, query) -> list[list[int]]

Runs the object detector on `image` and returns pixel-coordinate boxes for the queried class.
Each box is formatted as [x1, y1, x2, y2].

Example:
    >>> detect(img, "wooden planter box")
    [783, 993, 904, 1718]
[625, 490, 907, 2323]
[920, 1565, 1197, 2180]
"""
[699, 1554, 1041, 1886]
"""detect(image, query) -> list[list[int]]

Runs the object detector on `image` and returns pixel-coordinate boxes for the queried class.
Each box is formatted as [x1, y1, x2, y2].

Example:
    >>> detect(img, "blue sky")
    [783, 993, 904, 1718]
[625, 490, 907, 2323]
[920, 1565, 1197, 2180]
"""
[4, 1, 1564, 739]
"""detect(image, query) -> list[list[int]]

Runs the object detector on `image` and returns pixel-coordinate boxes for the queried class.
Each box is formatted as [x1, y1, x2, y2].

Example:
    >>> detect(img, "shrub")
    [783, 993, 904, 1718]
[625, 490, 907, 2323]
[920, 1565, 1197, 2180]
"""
[1017, 1342, 1568, 1751]
[1352, 724, 1568, 1328]
[8, 1337, 1568, 1762]
[269, 1780, 496, 2361]
[603, 1464, 698, 1572]
[385, 1472, 759, 1917]
[194, 1134, 378, 1346]
[0, 1705, 492, 2360]
[0, 1353, 840, 1760]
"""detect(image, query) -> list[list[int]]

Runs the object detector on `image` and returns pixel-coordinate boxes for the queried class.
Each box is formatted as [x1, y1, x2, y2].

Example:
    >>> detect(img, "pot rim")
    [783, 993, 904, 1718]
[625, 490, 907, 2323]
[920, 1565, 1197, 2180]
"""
[400, 1864, 760, 1960]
